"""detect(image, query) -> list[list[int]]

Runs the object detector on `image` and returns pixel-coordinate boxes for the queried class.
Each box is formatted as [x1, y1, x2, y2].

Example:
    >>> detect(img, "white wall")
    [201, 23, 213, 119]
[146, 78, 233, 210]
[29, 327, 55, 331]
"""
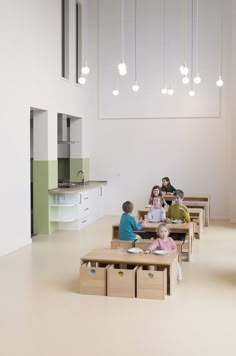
[0, 0, 235, 256]
[0, 0, 97, 255]
[90, 0, 234, 220]
[98, 0, 221, 118]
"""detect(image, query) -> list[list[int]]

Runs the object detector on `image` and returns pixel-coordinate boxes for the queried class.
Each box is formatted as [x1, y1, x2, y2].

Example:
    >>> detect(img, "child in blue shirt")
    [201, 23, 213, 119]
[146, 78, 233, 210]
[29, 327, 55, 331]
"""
[119, 201, 143, 241]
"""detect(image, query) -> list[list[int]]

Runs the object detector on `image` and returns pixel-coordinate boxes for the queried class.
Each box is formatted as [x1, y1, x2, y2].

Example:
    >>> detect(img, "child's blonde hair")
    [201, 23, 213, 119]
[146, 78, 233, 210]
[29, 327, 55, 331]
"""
[156, 223, 169, 236]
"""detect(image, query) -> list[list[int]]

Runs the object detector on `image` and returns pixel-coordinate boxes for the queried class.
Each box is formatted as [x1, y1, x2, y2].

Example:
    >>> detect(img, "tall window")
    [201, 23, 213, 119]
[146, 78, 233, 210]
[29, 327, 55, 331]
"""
[61, 0, 69, 78]
[76, 2, 82, 83]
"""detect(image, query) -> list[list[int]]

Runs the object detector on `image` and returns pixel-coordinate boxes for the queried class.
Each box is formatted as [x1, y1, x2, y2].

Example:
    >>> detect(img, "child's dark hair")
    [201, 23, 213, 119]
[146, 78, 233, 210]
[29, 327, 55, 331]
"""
[162, 177, 170, 184]
[122, 201, 134, 214]
[150, 185, 163, 198]
[174, 189, 184, 199]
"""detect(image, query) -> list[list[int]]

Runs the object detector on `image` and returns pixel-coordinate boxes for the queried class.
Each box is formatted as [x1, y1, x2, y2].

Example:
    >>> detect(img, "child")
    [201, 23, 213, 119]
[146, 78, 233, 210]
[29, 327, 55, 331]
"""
[148, 185, 167, 207]
[144, 223, 182, 281]
[161, 177, 176, 206]
[119, 201, 143, 241]
[144, 223, 176, 253]
[166, 189, 190, 241]
[147, 197, 166, 222]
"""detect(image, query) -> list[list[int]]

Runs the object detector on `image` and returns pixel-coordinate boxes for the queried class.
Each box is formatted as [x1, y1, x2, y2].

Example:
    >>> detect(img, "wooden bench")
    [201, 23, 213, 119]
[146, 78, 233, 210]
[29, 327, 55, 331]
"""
[188, 208, 204, 239]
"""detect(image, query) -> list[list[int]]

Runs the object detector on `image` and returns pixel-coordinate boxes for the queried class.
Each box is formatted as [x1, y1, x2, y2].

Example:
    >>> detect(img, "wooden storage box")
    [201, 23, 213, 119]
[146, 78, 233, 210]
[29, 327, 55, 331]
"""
[110, 240, 134, 249]
[137, 265, 167, 300]
[79, 262, 110, 296]
[107, 264, 138, 298]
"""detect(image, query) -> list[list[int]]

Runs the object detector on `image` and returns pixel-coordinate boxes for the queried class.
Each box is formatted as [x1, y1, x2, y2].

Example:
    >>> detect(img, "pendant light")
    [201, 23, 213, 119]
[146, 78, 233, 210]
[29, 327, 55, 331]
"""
[216, 0, 223, 87]
[180, 0, 189, 76]
[118, 0, 127, 76]
[112, 70, 120, 96]
[132, 0, 140, 91]
[168, 88, 174, 95]
[161, 0, 167, 94]
[81, 0, 90, 75]
[112, 89, 119, 96]
[78, 76, 86, 85]
[189, 0, 195, 96]
[182, 76, 190, 84]
[193, 0, 201, 84]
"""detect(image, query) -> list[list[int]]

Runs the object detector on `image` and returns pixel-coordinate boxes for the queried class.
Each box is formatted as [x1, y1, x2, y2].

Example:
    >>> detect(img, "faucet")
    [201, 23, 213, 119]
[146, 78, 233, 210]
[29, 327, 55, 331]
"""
[77, 170, 85, 185]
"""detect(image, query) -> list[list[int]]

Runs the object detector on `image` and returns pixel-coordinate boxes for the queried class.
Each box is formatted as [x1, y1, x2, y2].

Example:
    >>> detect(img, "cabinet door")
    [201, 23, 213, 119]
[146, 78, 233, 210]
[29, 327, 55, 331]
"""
[89, 186, 105, 223]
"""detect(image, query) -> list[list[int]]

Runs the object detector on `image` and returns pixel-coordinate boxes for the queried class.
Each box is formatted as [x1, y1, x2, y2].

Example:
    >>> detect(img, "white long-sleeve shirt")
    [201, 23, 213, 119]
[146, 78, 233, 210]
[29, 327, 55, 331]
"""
[148, 208, 166, 221]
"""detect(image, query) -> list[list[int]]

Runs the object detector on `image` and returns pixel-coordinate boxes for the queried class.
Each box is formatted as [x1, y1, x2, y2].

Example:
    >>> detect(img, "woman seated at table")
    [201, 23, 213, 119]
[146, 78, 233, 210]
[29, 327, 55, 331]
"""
[160, 177, 176, 206]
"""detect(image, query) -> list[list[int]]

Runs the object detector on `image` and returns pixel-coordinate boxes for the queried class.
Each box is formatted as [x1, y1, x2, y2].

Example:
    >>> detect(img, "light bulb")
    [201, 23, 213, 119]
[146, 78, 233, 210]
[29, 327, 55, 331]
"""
[112, 89, 119, 96]
[81, 65, 90, 75]
[189, 89, 195, 96]
[216, 76, 224, 87]
[161, 87, 168, 95]
[132, 83, 140, 92]
[182, 76, 190, 84]
[118, 62, 127, 76]
[78, 76, 86, 85]
[180, 64, 189, 75]
[168, 88, 174, 95]
[193, 75, 201, 84]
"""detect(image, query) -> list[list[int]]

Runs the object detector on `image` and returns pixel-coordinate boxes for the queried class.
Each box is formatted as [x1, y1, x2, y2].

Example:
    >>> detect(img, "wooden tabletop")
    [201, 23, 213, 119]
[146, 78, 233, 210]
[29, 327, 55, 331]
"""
[81, 248, 178, 266]
[142, 221, 193, 233]
[163, 194, 209, 202]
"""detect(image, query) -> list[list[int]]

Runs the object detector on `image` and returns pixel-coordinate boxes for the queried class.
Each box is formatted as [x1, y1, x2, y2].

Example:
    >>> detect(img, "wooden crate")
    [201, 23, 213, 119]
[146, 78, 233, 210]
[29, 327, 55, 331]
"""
[110, 240, 134, 249]
[79, 262, 110, 296]
[137, 265, 167, 300]
[107, 264, 138, 298]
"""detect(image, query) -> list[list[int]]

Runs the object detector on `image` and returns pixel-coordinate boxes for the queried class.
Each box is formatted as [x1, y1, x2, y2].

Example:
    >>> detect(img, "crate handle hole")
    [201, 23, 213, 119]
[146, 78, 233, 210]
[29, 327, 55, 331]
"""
[148, 273, 154, 279]
[89, 269, 96, 275]
[118, 271, 124, 277]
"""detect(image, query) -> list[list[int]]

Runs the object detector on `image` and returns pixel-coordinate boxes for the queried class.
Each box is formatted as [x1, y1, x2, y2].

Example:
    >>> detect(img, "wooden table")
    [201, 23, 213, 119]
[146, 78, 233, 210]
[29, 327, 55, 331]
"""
[80, 248, 178, 296]
[137, 207, 203, 239]
[112, 222, 194, 262]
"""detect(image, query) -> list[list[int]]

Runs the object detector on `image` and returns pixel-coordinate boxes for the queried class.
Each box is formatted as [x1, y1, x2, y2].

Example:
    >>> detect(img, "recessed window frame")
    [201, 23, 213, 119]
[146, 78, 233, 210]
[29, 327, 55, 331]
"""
[76, 1, 82, 83]
[61, 0, 69, 79]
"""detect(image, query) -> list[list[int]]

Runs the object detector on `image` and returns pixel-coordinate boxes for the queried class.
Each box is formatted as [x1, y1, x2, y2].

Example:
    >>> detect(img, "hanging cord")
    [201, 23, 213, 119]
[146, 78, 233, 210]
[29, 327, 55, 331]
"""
[121, 0, 124, 62]
[190, 0, 194, 88]
[218, 0, 222, 76]
[85, 0, 88, 64]
[184, 0, 187, 65]
[134, 0, 137, 81]
[163, 0, 166, 86]
[195, 0, 199, 75]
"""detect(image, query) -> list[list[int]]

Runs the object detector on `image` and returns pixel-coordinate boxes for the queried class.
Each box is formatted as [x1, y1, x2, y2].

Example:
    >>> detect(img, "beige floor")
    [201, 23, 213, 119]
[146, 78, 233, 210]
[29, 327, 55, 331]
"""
[1, 216, 236, 356]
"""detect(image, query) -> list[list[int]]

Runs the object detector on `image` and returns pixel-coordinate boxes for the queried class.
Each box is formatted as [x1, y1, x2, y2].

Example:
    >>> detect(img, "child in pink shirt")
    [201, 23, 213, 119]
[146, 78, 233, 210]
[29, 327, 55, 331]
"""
[145, 223, 176, 253]
[145, 223, 182, 281]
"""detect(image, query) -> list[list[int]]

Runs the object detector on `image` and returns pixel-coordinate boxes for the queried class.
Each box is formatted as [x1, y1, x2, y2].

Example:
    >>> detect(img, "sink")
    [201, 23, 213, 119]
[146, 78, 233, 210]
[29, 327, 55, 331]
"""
[58, 182, 77, 188]
[58, 181, 88, 188]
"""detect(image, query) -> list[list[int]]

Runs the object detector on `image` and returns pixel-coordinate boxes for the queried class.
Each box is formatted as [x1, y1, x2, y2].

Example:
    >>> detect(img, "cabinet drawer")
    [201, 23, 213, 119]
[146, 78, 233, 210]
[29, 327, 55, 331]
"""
[79, 192, 89, 208]
[80, 206, 90, 218]
[78, 216, 90, 229]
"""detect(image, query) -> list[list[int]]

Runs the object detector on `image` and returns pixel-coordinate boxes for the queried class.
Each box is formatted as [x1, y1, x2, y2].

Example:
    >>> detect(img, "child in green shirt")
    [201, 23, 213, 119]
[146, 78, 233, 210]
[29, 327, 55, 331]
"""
[166, 189, 190, 241]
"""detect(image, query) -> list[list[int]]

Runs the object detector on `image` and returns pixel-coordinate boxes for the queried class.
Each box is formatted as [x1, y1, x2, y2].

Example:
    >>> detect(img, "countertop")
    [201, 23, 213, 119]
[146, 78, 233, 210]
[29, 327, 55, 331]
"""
[48, 180, 107, 194]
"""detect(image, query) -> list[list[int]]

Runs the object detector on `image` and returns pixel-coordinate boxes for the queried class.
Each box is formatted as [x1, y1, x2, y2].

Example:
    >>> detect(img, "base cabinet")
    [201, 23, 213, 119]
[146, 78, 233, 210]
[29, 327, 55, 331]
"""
[49, 185, 105, 231]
